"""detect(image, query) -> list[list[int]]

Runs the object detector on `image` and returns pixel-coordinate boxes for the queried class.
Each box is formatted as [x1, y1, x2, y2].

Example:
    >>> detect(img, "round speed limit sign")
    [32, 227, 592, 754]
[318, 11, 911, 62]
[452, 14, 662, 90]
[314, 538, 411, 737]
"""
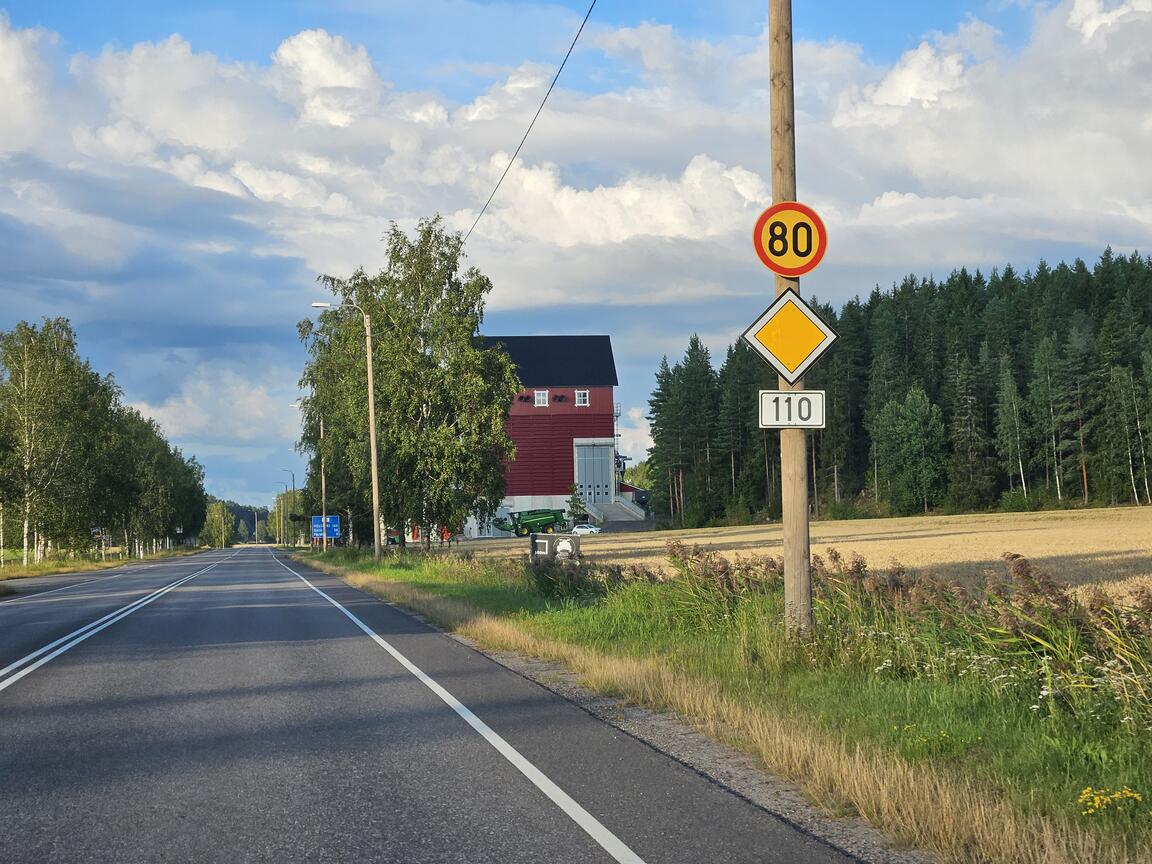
[753, 202, 827, 277]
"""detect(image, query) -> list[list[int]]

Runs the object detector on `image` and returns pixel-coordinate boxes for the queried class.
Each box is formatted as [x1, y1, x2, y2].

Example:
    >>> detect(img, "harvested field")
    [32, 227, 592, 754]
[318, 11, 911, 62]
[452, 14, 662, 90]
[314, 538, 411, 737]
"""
[467, 506, 1152, 590]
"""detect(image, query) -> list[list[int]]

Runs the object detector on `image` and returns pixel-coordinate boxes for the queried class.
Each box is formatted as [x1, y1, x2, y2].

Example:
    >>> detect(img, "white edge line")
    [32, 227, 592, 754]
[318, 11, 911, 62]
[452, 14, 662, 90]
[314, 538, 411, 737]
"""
[271, 552, 647, 864]
[0, 555, 230, 683]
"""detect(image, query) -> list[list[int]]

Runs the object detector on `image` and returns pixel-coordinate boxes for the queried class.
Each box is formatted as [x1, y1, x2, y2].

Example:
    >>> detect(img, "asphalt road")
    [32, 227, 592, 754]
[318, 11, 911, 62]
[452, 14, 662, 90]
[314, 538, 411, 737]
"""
[0, 547, 855, 864]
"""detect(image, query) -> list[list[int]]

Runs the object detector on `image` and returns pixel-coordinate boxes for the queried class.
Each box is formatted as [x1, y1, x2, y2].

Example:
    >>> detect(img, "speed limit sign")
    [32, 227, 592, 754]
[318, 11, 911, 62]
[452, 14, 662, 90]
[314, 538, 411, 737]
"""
[753, 202, 828, 277]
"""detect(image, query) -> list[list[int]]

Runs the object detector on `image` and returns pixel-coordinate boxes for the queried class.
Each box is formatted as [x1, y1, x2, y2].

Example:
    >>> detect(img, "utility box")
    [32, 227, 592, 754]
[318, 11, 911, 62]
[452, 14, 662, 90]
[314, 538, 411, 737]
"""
[528, 533, 581, 563]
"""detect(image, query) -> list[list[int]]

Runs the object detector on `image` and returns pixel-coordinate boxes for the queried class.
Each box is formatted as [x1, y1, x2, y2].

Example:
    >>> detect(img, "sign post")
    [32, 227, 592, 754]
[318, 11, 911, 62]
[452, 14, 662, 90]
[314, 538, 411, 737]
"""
[769, 0, 813, 634]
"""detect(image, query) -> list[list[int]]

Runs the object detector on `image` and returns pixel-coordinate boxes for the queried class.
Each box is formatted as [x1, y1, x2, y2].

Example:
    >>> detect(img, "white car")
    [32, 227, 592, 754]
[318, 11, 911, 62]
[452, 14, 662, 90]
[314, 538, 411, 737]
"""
[570, 523, 601, 535]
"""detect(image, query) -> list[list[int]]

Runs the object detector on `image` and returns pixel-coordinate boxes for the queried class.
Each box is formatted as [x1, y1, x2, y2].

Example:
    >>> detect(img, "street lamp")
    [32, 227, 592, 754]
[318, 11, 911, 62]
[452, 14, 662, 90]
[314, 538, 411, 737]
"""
[311, 300, 382, 559]
[291, 400, 328, 553]
[280, 468, 295, 546]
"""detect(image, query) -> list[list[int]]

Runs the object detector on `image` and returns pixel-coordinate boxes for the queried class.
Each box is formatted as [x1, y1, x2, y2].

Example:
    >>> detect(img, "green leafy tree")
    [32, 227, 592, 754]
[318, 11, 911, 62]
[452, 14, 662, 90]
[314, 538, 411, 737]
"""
[200, 501, 233, 548]
[301, 216, 520, 549]
[564, 484, 589, 527]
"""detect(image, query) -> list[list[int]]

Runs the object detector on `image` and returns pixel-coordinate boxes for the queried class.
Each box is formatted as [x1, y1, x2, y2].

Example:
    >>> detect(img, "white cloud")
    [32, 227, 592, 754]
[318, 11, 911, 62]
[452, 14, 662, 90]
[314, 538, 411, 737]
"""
[0, 13, 53, 153]
[1067, 0, 1152, 40]
[132, 364, 299, 444]
[618, 406, 653, 462]
[272, 29, 385, 127]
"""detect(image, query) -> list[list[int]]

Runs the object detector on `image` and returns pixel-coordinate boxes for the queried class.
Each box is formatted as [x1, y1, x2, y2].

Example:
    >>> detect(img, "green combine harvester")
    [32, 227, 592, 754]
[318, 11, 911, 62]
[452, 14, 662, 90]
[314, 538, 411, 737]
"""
[493, 509, 567, 536]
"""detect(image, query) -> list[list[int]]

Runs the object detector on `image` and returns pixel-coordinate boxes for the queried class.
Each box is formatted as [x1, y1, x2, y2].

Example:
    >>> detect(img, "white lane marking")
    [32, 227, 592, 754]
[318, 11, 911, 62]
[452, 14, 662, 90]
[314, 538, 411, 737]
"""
[0, 573, 124, 605]
[0, 554, 235, 692]
[272, 553, 647, 864]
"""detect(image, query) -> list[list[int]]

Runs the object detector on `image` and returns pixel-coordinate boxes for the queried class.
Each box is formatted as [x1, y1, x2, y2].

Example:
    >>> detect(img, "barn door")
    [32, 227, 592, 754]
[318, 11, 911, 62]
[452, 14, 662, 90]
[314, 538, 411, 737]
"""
[576, 445, 613, 503]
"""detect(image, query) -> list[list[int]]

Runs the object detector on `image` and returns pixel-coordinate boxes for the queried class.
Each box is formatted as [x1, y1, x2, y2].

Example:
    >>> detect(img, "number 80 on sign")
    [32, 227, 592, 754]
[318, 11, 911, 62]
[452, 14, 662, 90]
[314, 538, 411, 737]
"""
[753, 202, 828, 277]
[759, 390, 825, 429]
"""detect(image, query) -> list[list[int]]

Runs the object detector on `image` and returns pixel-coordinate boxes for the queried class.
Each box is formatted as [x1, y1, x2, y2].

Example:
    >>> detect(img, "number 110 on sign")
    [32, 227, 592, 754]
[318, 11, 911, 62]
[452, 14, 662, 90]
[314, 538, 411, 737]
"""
[759, 390, 825, 429]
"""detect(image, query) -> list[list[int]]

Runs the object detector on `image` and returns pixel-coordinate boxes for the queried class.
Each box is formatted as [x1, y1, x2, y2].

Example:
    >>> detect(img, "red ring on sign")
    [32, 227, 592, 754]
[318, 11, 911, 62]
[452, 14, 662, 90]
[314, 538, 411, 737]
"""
[752, 201, 828, 277]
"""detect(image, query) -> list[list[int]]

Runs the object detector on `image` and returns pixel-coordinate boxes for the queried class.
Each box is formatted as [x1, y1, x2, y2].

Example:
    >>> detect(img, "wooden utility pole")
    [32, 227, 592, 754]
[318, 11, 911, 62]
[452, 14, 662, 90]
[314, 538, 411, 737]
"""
[770, 0, 812, 633]
[362, 312, 383, 559]
[320, 414, 328, 552]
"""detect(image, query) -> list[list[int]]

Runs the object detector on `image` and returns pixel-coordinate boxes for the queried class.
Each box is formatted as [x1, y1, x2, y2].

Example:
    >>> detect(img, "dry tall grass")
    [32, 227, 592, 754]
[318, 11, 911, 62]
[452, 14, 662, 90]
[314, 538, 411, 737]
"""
[309, 556, 1144, 864]
[468, 506, 1152, 588]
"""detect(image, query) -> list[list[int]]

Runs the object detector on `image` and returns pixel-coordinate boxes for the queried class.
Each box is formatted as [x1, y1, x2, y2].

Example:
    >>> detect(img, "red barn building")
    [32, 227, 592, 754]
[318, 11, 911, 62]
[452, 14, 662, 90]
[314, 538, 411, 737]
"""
[467, 335, 643, 536]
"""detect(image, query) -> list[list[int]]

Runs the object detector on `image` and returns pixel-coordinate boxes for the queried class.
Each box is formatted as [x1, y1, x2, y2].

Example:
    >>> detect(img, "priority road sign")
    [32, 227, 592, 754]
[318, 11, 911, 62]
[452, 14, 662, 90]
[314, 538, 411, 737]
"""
[752, 202, 827, 277]
[742, 288, 837, 384]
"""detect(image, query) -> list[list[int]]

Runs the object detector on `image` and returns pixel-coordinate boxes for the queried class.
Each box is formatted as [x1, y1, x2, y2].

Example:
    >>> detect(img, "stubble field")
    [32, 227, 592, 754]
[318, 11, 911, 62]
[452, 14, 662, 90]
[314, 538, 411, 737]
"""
[470, 506, 1152, 593]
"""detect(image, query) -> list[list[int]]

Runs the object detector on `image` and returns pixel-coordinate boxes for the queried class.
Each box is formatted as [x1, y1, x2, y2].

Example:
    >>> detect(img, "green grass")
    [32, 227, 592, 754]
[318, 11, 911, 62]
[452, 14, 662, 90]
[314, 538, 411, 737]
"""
[298, 545, 1152, 861]
[0, 546, 201, 581]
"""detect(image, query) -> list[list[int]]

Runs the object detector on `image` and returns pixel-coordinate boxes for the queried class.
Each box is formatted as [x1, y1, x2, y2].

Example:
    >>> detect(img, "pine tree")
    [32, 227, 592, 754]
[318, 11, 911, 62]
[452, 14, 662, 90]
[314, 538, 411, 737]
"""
[943, 352, 995, 509]
[871, 388, 946, 514]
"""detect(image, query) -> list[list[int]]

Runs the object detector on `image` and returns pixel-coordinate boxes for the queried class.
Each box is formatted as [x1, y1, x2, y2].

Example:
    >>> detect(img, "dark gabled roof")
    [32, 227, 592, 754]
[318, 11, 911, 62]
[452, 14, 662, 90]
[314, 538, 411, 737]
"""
[481, 335, 618, 387]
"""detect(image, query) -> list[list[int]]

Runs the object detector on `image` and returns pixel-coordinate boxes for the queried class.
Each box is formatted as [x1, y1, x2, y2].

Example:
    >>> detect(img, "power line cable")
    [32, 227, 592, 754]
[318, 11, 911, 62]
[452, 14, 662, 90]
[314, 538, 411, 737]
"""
[463, 0, 597, 245]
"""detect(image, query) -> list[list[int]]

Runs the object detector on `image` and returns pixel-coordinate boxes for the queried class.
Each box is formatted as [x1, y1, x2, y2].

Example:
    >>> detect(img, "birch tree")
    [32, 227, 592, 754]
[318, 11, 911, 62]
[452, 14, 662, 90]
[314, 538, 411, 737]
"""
[994, 356, 1030, 499]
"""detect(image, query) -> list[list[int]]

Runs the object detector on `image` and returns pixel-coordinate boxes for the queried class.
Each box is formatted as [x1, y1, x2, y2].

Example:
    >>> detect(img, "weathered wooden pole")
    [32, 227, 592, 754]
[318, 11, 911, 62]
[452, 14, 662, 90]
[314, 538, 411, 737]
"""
[769, 0, 813, 634]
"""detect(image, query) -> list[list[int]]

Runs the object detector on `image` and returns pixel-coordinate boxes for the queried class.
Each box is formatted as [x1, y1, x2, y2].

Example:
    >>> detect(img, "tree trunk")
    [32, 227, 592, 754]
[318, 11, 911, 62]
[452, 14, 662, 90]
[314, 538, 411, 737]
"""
[1045, 364, 1062, 501]
[810, 436, 819, 518]
[22, 494, 31, 568]
[1123, 412, 1139, 505]
[672, 467, 681, 527]
[833, 463, 840, 504]
[763, 434, 770, 504]
[1, 501, 5, 569]
[1129, 374, 1151, 504]
[1077, 387, 1089, 504]
[1013, 397, 1028, 499]
[730, 450, 736, 498]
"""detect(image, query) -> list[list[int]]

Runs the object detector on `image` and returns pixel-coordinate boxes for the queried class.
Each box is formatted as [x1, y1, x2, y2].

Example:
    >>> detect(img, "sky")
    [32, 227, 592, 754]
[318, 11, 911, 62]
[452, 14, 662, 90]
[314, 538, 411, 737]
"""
[0, 0, 1149, 506]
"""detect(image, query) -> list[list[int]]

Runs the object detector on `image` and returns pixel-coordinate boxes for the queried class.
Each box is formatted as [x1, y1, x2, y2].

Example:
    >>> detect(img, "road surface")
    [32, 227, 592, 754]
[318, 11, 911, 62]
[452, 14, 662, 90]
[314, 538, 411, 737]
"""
[0, 547, 855, 863]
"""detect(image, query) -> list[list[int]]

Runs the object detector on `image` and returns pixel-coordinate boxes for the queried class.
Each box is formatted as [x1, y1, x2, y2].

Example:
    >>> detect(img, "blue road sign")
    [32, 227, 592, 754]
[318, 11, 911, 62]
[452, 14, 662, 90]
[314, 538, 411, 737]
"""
[311, 515, 341, 539]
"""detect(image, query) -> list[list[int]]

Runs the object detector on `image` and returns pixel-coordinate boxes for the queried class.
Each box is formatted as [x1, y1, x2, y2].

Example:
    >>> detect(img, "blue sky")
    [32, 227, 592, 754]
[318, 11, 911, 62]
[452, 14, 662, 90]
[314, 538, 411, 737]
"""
[1, 0, 1149, 506]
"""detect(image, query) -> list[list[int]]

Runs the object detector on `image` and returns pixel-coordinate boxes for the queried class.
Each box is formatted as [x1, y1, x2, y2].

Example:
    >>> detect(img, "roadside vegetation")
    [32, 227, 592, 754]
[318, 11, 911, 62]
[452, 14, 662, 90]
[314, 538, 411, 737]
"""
[0, 545, 201, 583]
[299, 543, 1152, 864]
[0, 318, 208, 568]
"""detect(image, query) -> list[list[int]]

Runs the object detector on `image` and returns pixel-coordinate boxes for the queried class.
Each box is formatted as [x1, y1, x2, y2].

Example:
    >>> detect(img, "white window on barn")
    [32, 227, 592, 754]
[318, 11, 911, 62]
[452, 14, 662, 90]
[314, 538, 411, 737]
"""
[534, 390, 549, 407]
[575, 390, 590, 407]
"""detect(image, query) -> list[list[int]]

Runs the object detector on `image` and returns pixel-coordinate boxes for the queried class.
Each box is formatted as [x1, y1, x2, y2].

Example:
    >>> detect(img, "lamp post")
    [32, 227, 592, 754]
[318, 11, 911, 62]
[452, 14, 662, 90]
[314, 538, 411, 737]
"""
[311, 300, 382, 559]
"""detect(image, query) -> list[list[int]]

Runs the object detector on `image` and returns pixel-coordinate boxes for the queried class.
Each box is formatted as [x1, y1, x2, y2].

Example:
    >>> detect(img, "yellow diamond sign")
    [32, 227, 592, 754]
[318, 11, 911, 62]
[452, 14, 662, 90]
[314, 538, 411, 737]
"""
[742, 289, 837, 384]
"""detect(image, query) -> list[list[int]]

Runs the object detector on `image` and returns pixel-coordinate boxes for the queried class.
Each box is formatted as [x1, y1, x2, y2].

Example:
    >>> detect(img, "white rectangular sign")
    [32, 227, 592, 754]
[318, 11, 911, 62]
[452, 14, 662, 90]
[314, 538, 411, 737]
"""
[759, 390, 825, 429]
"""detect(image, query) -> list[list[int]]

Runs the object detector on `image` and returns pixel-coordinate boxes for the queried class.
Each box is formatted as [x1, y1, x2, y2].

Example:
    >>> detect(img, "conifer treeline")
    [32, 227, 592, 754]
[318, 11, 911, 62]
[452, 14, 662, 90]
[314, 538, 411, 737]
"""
[646, 249, 1152, 525]
[0, 318, 207, 565]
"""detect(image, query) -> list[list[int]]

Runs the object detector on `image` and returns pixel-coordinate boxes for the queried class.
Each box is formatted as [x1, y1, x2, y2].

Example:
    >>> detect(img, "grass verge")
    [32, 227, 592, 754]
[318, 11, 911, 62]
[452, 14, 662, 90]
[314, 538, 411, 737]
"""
[0, 545, 203, 582]
[296, 546, 1151, 864]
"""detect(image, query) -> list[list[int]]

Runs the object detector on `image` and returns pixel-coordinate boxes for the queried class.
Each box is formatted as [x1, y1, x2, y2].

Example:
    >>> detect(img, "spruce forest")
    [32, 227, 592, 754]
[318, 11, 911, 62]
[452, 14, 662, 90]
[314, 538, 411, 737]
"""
[646, 249, 1152, 526]
[0, 318, 208, 566]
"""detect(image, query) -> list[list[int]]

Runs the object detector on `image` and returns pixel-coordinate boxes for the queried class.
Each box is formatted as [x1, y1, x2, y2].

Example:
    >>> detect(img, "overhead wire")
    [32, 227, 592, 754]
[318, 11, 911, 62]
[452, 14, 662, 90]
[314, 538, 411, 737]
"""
[462, 0, 598, 245]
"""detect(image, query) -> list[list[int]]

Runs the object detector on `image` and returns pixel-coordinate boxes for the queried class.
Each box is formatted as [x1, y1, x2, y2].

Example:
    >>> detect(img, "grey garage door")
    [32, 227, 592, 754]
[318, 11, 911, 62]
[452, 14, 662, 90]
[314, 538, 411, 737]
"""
[576, 445, 613, 503]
